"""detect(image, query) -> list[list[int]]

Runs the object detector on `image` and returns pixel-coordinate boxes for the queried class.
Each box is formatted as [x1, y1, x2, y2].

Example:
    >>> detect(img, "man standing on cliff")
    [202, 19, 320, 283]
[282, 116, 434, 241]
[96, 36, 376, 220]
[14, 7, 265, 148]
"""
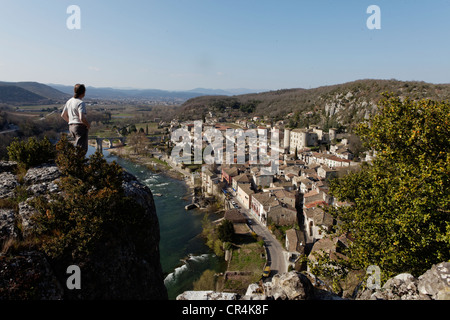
[61, 84, 90, 155]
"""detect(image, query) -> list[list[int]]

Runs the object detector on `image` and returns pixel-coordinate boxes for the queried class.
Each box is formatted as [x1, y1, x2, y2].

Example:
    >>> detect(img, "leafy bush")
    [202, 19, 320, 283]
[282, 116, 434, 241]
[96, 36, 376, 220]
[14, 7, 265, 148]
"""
[217, 220, 235, 243]
[321, 95, 450, 281]
[31, 134, 147, 260]
[7, 136, 56, 169]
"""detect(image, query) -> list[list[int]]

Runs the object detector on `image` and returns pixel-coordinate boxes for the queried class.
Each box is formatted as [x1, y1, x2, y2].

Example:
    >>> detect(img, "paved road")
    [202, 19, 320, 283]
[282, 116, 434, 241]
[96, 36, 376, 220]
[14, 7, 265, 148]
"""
[227, 189, 287, 277]
[248, 215, 287, 277]
[0, 129, 18, 135]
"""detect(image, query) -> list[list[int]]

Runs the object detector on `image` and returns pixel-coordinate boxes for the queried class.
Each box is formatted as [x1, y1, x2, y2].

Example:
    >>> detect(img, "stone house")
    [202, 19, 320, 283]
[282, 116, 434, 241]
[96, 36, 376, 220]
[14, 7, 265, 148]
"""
[317, 165, 337, 181]
[221, 166, 239, 185]
[252, 169, 274, 190]
[303, 207, 335, 244]
[285, 229, 307, 269]
[236, 183, 254, 210]
[307, 235, 349, 273]
[289, 129, 319, 154]
[303, 188, 332, 208]
[232, 173, 251, 192]
[267, 205, 297, 226]
[271, 179, 295, 191]
[325, 155, 352, 168]
[201, 167, 220, 196]
[272, 189, 299, 209]
[250, 192, 279, 225]
[292, 176, 311, 193]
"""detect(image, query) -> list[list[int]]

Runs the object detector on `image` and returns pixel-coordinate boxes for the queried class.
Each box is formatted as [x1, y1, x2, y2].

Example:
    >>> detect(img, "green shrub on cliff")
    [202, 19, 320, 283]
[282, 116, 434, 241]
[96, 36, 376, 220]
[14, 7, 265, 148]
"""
[31, 134, 147, 260]
[7, 136, 56, 169]
[317, 95, 450, 282]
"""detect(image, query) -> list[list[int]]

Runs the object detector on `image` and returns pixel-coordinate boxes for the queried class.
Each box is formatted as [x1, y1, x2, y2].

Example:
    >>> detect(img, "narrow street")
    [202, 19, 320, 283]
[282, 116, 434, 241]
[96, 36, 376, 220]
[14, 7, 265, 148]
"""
[226, 188, 288, 278]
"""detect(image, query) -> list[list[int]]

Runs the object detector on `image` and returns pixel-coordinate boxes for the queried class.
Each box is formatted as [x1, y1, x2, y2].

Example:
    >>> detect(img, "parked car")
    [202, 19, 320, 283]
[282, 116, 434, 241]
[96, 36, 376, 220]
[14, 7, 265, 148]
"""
[262, 266, 271, 278]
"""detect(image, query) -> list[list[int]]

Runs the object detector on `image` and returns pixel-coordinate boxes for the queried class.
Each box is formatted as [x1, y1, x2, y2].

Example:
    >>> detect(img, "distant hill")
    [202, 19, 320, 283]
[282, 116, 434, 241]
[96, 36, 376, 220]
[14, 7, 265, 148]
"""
[0, 81, 69, 105]
[177, 79, 450, 130]
[49, 84, 201, 101]
[49, 84, 261, 101]
[0, 81, 262, 105]
[188, 88, 263, 96]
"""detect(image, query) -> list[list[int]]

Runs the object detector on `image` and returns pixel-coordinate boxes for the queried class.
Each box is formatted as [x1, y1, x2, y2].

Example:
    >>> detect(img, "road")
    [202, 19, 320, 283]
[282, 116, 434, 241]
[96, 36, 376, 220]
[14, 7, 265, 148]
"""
[0, 128, 18, 135]
[226, 188, 287, 278]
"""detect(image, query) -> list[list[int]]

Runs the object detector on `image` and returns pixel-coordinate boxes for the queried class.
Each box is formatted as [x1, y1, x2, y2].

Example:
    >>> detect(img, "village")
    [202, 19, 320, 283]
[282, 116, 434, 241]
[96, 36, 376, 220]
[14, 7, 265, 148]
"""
[159, 112, 373, 287]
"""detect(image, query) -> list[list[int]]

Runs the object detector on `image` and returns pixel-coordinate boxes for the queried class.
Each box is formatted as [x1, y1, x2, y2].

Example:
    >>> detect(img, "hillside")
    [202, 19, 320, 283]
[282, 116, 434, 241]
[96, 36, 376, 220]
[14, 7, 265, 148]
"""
[177, 79, 450, 130]
[0, 81, 69, 105]
[49, 84, 202, 101]
[48, 84, 259, 101]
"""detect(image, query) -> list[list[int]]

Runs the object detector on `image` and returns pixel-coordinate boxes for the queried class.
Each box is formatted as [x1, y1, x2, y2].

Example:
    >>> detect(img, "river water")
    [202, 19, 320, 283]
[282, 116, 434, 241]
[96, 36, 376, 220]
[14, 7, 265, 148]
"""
[87, 146, 226, 299]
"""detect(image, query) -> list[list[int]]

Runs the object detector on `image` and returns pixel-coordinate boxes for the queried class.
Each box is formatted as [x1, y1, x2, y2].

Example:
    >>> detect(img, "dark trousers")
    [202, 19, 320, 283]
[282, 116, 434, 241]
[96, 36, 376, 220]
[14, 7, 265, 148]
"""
[69, 124, 89, 155]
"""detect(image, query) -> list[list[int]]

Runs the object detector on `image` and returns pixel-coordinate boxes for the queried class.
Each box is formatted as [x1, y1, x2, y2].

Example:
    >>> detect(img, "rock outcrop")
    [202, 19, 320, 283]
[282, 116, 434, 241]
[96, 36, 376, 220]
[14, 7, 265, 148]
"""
[177, 291, 239, 300]
[177, 263, 450, 301]
[241, 271, 342, 300]
[356, 262, 450, 300]
[0, 161, 167, 300]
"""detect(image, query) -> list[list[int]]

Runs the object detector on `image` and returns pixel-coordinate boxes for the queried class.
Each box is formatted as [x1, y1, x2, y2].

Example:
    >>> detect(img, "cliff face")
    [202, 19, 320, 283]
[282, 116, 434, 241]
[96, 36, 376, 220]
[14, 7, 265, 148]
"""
[0, 161, 167, 300]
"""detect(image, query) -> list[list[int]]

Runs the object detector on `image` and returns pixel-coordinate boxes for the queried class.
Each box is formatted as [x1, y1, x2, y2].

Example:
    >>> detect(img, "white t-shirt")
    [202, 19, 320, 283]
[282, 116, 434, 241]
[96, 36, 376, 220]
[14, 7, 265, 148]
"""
[62, 97, 86, 125]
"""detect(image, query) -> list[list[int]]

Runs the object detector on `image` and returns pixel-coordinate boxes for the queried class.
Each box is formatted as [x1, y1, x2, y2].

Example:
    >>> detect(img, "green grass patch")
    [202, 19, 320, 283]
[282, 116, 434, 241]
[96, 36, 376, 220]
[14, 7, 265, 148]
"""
[228, 242, 265, 273]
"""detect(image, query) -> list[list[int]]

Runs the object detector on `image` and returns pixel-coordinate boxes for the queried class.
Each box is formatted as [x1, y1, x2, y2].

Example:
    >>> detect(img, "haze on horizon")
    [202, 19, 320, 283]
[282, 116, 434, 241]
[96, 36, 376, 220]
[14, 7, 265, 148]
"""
[1, 0, 450, 92]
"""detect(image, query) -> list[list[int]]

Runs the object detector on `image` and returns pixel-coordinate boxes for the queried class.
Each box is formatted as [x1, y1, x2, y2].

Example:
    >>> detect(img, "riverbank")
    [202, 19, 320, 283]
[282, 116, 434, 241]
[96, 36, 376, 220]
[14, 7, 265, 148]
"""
[102, 145, 259, 297]
[90, 146, 225, 299]
[106, 145, 195, 189]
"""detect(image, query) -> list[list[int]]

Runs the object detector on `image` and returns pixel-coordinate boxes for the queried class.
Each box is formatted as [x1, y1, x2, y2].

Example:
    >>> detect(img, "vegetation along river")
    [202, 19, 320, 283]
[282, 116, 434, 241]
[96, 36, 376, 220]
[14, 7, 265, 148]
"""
[87, 146, 226, 300]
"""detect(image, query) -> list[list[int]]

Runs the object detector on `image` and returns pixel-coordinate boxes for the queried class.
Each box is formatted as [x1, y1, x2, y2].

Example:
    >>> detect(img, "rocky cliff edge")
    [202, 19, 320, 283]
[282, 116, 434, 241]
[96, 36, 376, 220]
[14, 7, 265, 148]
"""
[177, 262, 450, 301]
[0, 160, 167, 300]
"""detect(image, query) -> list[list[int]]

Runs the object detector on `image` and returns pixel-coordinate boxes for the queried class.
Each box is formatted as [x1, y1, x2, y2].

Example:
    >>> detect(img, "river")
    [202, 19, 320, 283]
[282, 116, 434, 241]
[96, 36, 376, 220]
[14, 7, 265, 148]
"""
[86, 146, 226, 300]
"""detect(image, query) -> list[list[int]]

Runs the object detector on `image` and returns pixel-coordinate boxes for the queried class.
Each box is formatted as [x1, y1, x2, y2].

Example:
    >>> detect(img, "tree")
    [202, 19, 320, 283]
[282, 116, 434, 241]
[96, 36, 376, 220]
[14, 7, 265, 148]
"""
[120, 127, 128, 136]
[8, 136, 56, 169]
[32, 135, 147, 260]
[127, 132, 150, 155]
[129, 124, 137, 134]
[321, 94, 450, 281]
[217, 220, 235, 243]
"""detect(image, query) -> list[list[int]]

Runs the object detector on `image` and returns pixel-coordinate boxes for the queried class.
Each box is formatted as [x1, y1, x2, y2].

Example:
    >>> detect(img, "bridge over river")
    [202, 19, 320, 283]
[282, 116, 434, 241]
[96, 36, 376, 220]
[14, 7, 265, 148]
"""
[88, 136, 126, 153]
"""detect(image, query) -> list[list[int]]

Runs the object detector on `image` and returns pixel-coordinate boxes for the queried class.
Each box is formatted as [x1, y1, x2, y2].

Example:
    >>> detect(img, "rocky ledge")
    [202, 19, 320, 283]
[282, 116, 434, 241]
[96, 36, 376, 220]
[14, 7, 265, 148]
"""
[177, 262, 450, 301]
[0, 161, 167, 300]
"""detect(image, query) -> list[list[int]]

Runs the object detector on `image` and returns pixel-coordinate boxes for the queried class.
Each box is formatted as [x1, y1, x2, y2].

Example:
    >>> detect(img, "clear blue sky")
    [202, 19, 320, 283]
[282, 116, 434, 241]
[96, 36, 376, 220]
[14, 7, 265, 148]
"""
[1, 0, 450, 91]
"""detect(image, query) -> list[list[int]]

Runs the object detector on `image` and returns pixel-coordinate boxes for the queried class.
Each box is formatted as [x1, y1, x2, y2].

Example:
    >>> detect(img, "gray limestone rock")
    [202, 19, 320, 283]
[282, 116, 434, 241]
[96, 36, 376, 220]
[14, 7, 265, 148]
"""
[0, 251, 64, 299]
[418, 262, 450, 300]
[368, 273, 430, 300]
[17, 200, 39, 237]
[265, 271, 314, 300]
[0, 162, 167, 300]
[0, 172, 18, 199]
[0, 209, 17, 242]
[177, 291, 238, 300]
[23, 164, 61, 185]
[356, 265, 450, 300]
[0, 161, 17, 173]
